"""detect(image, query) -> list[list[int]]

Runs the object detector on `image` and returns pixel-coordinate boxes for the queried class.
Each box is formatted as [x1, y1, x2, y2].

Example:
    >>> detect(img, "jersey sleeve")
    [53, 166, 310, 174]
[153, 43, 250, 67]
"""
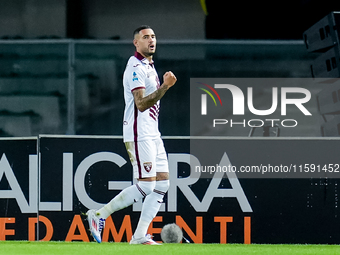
[128, 65, 146, 92]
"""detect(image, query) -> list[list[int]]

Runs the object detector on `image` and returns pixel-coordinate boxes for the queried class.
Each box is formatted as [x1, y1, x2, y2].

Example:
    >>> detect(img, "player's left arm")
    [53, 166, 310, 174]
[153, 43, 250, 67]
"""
[133, 71, 177, 112]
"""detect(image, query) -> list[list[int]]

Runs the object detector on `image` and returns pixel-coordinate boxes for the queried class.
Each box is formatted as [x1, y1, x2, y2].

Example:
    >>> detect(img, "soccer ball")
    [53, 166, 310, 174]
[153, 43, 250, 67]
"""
[160, 223, 183, 243]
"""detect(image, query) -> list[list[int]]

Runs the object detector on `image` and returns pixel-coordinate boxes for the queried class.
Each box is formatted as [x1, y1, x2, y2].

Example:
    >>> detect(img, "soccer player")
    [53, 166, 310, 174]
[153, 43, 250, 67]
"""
[86, 25, 177, 245]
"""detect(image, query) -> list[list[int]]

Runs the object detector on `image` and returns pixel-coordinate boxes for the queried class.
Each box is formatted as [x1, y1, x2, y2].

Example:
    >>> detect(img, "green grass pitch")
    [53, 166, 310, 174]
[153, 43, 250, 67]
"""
[0, 241, 340, 255]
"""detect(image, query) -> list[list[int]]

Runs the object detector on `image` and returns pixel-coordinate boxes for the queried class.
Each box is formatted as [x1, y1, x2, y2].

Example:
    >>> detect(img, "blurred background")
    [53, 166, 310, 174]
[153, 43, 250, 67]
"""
[0, 0, 339, 137]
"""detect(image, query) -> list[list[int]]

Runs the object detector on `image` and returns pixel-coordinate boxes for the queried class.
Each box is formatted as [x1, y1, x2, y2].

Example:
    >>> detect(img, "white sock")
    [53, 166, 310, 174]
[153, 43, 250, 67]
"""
[96, 181, 155, 219]
[133, 180, 169, 239]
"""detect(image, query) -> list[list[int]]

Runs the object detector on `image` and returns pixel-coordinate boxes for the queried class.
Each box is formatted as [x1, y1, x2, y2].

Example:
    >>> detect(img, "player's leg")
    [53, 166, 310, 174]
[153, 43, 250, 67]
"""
[94, 179, 155, 215]
[87, 141, 156, 243]
[87, 180, 155, 243]
[130, 138, 169, 245]
[87, 181, 155, 243]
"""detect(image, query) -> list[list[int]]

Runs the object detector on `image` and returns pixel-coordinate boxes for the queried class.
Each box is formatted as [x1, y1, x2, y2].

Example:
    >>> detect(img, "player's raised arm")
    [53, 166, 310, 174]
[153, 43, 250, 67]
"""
[133, 71, 177, 112]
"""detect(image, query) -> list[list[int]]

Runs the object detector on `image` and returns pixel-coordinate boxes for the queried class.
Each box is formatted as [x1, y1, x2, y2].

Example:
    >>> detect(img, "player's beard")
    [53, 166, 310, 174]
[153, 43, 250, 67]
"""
[144, 51, 154, 57]
[143, 48, 155, 58]
[143, 44, 156, 57]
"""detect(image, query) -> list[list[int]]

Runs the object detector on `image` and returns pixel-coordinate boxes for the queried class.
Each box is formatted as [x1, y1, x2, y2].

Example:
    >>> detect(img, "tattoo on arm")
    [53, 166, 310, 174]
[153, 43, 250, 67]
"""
[133, 84, 170, 112]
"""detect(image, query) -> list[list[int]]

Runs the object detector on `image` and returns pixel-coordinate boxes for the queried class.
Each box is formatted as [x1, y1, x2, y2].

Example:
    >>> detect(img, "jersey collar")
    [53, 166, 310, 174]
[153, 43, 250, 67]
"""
[134, 51, 154, 66]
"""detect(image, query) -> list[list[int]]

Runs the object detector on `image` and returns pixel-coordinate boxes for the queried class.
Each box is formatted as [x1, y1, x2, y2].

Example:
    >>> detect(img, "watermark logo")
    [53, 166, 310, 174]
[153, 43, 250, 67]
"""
[194, 79, 315, 131]
[198, 82, 222, 115]
[200, 83, 311, 116]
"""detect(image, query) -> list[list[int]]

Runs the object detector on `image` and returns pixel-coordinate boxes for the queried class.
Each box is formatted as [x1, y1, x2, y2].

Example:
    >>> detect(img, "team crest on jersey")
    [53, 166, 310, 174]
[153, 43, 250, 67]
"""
[132, 72, 138, 81]
[143, 162, 152, 172]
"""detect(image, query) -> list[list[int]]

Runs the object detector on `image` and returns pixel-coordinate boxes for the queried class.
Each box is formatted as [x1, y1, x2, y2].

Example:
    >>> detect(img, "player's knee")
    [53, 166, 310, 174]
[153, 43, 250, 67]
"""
[155, 179, 170, 193]
[137, 180, 156, 196]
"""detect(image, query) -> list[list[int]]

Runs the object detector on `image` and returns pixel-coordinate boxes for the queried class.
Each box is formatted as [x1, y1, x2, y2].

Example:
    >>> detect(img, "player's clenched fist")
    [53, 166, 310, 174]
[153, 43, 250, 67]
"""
[163, 71, 177, 87]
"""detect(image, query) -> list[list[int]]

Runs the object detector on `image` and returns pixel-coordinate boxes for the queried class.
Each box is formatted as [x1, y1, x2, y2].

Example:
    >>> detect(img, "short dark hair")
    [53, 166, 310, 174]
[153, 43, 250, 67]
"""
[133, 25, 152, 37]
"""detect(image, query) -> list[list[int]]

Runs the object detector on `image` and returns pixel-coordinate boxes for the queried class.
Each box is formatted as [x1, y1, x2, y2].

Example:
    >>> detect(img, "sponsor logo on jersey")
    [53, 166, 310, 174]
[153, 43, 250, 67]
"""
[132, 72, 138, 81]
